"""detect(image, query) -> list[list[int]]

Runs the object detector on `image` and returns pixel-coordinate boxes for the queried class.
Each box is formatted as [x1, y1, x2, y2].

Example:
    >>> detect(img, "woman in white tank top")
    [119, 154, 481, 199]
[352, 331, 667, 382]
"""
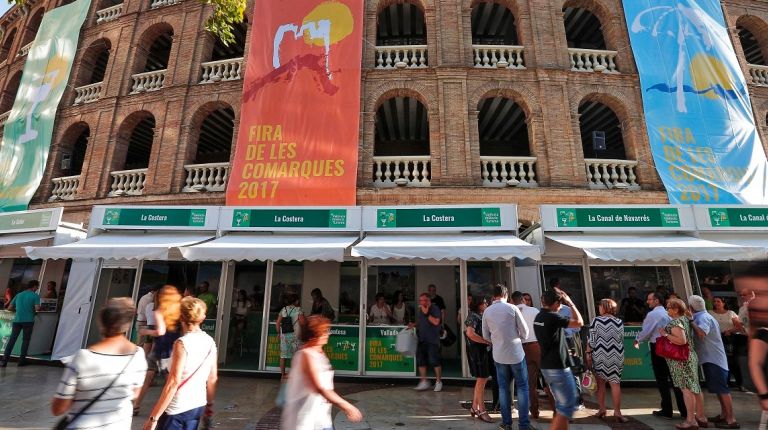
[282, 316, 363, 430]
[143, 297, 217, 430]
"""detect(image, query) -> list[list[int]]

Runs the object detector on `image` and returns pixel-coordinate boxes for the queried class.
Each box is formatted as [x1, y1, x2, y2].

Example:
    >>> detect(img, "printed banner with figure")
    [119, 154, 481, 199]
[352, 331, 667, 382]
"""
[227, 0, 364, 205]
[0, 0, 91, 212]
[622, 0, 768, 204]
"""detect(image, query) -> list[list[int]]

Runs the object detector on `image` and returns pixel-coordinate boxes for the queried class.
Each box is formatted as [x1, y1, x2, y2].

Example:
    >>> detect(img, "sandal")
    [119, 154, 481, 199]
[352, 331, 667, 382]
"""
[593, 411, 606, 419]
[696, 418, 710, 428]
[477, 410, 494, 423]
[614, 415, 629, 423]
[715, 422, 740, 429]
[675, 423, 699, 430]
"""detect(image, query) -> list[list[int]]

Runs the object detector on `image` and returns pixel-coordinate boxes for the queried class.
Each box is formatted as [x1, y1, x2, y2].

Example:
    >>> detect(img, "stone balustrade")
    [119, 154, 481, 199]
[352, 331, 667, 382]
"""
[568, 48, 618, 73]
[16, 42, 32, 58]
[108, 168, 147, 196]
[584, 158, 639, 190]
[150, 0, 180, 9]
[182, 162, 229, 192]
[0, 110, 10, 126]
[749, 64, 768, 86]
[200, 58, 243, 84]
[480, 156, 538, 187]
[73, 82, 103, 105]
[472, 45, 525, 69]
[375, 45, 428, 69]
[48, 175, 80, 201]
[95, 3, 122, 24]
[130, 69, 166, 94]
[373, 155, 431, 187]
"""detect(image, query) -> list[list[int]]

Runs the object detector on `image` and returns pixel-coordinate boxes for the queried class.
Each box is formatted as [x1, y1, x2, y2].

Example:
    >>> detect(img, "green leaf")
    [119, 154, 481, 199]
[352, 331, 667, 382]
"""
[201, 0, 246, 46]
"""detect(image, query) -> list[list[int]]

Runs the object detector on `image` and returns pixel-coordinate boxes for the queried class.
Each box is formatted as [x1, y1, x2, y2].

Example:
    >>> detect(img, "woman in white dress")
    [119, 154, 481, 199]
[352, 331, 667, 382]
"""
[282, 316, 362, 430]
[392, 290, 410, 325]
[368, 293, 393, 325]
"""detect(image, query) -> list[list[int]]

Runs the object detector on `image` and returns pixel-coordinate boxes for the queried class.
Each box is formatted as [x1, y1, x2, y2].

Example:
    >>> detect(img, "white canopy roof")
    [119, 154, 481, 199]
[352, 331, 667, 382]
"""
[25, 232, 213, 260]
[178, 234, 359, 262]
[699, 234, 768, 259]
[351, 234, 540, 261]
[0, 232, 54, 247]
[546, 234, 766, 262]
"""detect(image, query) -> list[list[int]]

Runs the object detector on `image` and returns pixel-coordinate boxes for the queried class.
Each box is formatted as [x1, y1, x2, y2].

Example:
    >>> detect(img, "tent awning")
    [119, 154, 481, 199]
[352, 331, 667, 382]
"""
[546, 234, 766, 262]
[25, 232, 214, 260]
[0, 232, 54, 247]
[178, 234, 359, 262]
[351, 234, 540, 261]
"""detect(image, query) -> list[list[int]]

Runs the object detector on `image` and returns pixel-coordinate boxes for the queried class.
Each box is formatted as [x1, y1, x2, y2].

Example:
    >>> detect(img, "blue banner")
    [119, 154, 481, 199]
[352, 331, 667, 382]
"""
[622, 0, 768, 204]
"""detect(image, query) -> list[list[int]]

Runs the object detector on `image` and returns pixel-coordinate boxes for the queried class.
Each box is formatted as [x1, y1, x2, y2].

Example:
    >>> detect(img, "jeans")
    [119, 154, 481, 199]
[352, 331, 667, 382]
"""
[3, 322, 34, 362]
[541, 368, 578, 419]
[650, 342, 687, 417]
[495, 360, 530, 428]
[157, 406, 205, 430]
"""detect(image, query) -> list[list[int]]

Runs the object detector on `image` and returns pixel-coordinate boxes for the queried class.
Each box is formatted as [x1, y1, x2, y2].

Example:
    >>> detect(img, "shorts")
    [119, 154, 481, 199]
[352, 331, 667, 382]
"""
[416, 341, 441, 368]
[541, 368, 578, 419]
[157, 405, 205, 430]
[702, 363, 730, 394]
[280, 333, 298, 359]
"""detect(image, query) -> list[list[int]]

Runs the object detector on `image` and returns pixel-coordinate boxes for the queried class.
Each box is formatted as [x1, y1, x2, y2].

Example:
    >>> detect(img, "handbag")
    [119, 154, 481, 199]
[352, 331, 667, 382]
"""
[54, 350, 137, 430]
[395, 328, 418, 356]
[581, 370, 597, 393]
[655, 335, 689, 361]
[440, 324, 457, 347]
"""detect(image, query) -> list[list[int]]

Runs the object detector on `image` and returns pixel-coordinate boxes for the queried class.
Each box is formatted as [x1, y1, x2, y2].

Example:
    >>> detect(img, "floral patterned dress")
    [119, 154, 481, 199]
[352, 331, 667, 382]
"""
[664, 316, 701, 393]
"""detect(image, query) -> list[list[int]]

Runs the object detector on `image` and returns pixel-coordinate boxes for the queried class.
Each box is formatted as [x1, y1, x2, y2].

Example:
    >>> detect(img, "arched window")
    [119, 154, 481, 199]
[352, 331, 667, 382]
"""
[183, 106, 234, 192]
[73, 39, 110, 104]
[373, 95, 430, 187]
[123, 116, 155, 170]
[478, 96, 536, 186]
[738, 26, 766, 66]
[579, 101, 625, 160]
[0, 28, 17, 64]
[563, 5, 618, 73]
[109, 113, 155, 196]
[200, 20, 247, 83]
[471, 2, 518, 46]
[375, 2, 428, 68]
[19, 9, 44, 49]
[49, 123, 89, 201]
[0, 71, 22, 113]
[131, 25, 173, 93]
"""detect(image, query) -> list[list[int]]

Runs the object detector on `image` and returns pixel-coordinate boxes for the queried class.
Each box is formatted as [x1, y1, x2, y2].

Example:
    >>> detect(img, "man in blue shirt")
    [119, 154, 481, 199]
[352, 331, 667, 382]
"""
[1, 280, 41, 367]
[409, 293, 443, 392]
[689, 295, 740, 429]
[635, 291, 687, 419]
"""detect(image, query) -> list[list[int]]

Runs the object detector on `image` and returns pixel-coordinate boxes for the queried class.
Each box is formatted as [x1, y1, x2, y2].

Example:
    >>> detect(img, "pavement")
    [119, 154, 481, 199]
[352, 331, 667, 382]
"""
[0, 363, 763, 430]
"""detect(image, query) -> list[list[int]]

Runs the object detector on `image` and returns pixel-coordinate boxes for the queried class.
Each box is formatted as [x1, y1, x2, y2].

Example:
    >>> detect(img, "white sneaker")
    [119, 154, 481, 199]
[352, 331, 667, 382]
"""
[414, 380, 431, 391]
[433, 381, 443, 392]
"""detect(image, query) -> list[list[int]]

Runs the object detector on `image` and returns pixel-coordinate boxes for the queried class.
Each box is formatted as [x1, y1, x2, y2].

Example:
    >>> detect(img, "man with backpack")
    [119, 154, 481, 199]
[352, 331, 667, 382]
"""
[276, 293, 306, 378]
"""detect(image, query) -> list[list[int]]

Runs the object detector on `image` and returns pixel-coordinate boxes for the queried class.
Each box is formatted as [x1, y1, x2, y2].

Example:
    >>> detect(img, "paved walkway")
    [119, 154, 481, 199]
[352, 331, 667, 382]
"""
[0, 364, 762, 429]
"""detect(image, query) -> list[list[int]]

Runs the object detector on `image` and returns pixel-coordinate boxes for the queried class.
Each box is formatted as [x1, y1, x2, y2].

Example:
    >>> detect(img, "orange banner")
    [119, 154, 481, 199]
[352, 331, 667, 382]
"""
[226, 0, 363, 206]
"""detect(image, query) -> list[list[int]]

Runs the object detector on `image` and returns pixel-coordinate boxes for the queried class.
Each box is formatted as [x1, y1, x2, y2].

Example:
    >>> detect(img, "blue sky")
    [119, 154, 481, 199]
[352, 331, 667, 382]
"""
[0, 2, 11, 19]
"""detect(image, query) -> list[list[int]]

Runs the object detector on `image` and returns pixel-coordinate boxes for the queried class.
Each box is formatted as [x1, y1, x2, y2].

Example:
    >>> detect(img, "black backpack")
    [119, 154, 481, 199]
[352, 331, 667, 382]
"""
[281, 307, 296, 334]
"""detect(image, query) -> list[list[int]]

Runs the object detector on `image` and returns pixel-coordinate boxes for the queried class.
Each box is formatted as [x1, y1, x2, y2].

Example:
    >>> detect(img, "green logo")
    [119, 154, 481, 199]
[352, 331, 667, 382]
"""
[378, 210, 397, 228]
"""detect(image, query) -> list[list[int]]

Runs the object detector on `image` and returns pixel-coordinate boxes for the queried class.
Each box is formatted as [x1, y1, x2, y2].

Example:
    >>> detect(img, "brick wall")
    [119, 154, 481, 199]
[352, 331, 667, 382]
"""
[0, 0, 758, 227]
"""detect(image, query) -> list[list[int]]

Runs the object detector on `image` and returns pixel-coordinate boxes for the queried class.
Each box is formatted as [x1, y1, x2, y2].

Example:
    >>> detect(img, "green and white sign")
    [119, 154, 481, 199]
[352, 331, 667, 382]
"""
[232, 209, 347, 229]
[266, 323, 359, 372]
[365, 326, 415, 375]
[0, 0, 91, 212]
[102, 208, 207, 227]
[0, 208, 59, 234]
[555, 207, 681, 228]
[363, 205, 517, 231]
[623, 326, 655, 381]
[707, 207, 768, 228]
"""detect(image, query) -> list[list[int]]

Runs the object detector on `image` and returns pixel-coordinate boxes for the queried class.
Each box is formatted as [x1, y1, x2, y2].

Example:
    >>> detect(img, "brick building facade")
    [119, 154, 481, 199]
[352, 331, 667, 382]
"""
[0, 0, 766, 224]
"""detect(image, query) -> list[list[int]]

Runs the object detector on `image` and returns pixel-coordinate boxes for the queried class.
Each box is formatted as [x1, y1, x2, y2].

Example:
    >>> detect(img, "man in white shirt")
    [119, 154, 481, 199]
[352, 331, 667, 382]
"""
[136, 286, 157, 354]
[482, 285, 531, 430]
[635, 291, 686, 420]
[511, 291, 541, 419]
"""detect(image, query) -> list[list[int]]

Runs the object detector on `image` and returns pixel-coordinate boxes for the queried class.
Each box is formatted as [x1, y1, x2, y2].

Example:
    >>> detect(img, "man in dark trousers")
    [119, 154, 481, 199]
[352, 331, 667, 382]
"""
[634, 291, 687, 419]
[534, 287, 583, 430]
[0, 280, 41, 367]
[410, 293, 443, 392]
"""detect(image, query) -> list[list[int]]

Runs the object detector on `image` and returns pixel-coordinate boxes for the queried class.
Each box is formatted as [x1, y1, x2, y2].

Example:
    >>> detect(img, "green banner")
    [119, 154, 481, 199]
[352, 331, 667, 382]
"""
[233, 209, 347, 228]
[0, 0, 90, 212]
[377, 208, 502, 228]
[0, 210, 53, 233]
[0, 311, 21, 356]
[365, 326, 415, 373]
[102, 208, 207, 227]
[708, 207, 768, 228]
[623, 326, 655, 381]
[266, 323, 359, 371]
[556, 207, 681, 228]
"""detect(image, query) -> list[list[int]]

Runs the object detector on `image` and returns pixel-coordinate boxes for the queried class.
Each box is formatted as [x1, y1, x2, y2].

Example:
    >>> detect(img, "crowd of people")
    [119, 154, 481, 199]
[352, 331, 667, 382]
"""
[5, 264, 768, 430]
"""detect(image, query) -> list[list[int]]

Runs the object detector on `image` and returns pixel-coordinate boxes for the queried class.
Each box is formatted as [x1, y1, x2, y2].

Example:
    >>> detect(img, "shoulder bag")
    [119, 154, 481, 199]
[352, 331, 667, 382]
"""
[55, 350, 138, 430]
[655, 334, 690, 361]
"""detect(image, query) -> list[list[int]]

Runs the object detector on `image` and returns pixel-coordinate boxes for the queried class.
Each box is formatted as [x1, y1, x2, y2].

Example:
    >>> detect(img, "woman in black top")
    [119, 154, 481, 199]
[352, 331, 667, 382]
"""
[464, 296, 493, 423]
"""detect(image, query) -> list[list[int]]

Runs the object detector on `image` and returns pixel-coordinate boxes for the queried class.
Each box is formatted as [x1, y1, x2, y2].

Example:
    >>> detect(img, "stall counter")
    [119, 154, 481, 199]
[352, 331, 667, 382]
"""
[365, 325, 415, 376]
[622, 325, 656, 381]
